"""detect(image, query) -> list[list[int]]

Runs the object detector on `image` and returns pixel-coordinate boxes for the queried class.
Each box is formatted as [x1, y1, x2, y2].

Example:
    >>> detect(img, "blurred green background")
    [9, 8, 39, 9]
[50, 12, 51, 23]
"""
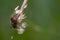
[0, 0, 60, 40]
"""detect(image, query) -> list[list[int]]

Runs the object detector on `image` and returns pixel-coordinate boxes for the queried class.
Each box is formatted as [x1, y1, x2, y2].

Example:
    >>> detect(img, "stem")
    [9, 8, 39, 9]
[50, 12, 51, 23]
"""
[20, 0, 27, 12]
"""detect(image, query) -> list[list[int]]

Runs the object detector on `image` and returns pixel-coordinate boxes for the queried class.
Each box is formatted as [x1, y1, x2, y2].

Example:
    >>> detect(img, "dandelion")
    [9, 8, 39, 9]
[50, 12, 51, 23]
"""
[10, 0, 27, 34]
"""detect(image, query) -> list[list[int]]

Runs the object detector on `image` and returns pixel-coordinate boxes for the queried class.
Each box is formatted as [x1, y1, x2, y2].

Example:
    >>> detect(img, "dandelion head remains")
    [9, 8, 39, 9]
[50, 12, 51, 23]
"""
[10, 0, 27, 34]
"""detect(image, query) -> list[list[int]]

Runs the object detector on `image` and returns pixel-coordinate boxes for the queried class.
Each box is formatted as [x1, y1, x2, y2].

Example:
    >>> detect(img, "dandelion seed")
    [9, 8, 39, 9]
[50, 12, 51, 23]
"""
[17, 27, 24, 34]
[21, 22, 27, 28]
[11, 36, 13, 39]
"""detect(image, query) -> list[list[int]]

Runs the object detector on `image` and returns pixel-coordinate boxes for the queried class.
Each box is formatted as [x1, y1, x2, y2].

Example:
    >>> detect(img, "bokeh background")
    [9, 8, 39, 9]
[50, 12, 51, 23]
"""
[0, 0, 60, 40]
